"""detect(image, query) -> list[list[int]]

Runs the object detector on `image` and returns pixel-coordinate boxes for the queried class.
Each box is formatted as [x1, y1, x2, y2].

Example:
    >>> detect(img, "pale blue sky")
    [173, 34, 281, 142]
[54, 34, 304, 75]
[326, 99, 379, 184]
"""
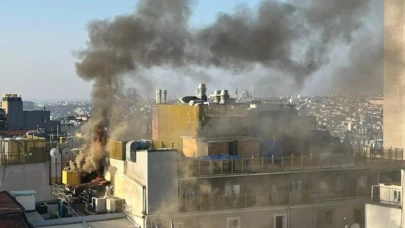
[0, 0, 264, 101]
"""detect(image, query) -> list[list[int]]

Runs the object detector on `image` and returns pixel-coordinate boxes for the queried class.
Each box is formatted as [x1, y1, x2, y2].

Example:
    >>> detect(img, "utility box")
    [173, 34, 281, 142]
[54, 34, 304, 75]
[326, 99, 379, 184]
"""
[11, 190, 36, 211]
[62, 170, 82, 185]
[92, 197, 107, 213]
[106, 197, 123, 213]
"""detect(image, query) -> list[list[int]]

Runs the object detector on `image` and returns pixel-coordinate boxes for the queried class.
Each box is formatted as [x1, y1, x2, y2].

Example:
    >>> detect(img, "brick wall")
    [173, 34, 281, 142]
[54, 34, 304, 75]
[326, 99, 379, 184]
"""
[238, 140, 260, 158]
[207, 142, 229, 155]
[152, 105, 159, 141]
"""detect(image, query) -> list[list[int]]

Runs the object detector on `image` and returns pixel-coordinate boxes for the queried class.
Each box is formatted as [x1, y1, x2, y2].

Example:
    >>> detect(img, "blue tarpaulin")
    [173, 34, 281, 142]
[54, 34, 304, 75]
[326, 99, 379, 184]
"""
[260, 140, 283, 158]
[197, 154, 241, 160]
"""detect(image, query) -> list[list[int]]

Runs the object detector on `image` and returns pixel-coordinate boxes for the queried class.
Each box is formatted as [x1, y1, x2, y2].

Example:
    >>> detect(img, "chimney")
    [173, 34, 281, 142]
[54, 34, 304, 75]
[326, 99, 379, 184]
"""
[156, 89, 162, 104]
[163, 90, 167, 103]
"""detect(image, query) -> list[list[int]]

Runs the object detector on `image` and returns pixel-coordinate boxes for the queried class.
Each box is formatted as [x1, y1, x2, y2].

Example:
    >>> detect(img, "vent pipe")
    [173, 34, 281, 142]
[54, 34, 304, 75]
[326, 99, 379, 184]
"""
[220, 90, 229, 104]
[156, 89, 162, 104]
[163, 90, 167, 103]
[212, 90, 221, 103]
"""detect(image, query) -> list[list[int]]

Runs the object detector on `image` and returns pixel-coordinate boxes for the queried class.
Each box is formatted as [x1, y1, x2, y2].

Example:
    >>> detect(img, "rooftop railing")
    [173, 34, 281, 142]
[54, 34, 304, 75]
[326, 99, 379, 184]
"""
[370, 185, 402, 206]
[178, 152, 405, 178]
[179, 189, 370, 212]
[0, 151, 47, 165]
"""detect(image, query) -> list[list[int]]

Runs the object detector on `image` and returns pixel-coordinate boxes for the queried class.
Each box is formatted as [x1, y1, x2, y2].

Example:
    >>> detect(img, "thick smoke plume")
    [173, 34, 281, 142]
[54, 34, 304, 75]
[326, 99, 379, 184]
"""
[73, 0, 373, 172]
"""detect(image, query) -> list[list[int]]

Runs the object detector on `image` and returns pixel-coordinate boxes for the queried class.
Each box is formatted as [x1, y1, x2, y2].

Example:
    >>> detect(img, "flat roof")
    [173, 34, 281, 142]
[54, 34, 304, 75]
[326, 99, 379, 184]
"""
[181, 136, 258, 142]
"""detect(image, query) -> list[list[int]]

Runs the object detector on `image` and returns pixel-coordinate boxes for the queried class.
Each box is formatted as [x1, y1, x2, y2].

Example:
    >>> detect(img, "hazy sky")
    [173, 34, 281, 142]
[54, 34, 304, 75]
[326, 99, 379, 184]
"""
[0, 0, 262, 101]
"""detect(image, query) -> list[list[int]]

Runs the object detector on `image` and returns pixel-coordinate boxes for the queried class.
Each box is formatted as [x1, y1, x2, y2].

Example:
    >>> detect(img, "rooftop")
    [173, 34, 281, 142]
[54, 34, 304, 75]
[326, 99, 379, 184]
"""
[0, 191, 31, 228]
[0, 191, 25, 214]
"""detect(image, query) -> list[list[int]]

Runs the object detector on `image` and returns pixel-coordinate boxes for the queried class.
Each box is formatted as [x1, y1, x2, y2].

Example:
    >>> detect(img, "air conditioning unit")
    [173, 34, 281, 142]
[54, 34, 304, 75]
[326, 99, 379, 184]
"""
[106, 197, 123, 213]
[92, 197, 106, 213]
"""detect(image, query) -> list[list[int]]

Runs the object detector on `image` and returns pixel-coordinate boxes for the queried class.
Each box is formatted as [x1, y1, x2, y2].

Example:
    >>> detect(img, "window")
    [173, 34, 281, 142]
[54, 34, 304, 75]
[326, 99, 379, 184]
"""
[227, 217, 240, 228]
[394, 190, 401, 203]
[324, 211, 333, 225]
[274, 214, 286, 228]
[225, 184, 240, 197]
[354, 209, 362, 224]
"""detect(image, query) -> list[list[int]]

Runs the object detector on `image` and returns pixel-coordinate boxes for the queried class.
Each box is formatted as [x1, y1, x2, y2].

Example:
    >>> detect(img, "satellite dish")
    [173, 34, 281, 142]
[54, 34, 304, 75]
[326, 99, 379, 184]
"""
[351, 224, 360, 228]
[49, 148, 60, 158]
[61, 148, 71, 157]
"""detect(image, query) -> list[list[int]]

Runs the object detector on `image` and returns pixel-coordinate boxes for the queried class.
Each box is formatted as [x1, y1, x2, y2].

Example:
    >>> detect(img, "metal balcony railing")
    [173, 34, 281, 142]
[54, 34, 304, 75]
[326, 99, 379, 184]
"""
[178, 153, 405, 177]
[0, 151, 47, 165]
[371, 185, 402, 206]
[179, 189, 370, 212]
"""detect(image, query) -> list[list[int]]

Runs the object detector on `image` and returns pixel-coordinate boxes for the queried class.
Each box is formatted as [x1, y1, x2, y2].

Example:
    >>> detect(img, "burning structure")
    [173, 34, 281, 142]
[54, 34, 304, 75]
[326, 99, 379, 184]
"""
[46, 83, 405, 228]
[56, 0, 391, 226]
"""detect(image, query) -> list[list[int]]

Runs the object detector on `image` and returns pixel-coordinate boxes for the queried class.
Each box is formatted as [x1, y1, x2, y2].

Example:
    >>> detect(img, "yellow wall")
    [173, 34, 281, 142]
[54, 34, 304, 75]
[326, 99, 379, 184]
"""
[1, 101, 8, 113]
[153, 104, 252, 151]
[155, 105, 200, 147]
[182, 137, 208, 157]
[107, 140, 127, 160]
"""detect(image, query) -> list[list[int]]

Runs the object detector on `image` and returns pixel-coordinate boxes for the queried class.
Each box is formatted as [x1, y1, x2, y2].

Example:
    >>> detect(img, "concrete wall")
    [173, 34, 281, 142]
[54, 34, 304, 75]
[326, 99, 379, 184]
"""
[365, 203, 401, 228]
[384, 0, 405, 149]
[149, 200, 364, 228]
[112, 155, 147, 227]
[112, 150, 178, 226]
[0, 163, 52, 201]
[147, 150, 178, 214]
[182, 137, 207, 157]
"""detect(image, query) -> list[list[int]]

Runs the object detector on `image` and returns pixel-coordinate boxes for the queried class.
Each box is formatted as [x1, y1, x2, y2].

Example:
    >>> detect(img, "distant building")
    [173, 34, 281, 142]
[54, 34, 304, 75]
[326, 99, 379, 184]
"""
[106, 84, 405, 227]
[2, 94, 24, 130]
[366, 170, 405, 228]
[383, 0, 405, 149]
[1, 94, 58, 133]
[0, 108, 6, 130]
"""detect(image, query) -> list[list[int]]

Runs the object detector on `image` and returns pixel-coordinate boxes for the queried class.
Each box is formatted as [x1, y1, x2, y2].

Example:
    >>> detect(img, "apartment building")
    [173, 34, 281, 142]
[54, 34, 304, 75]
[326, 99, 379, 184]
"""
[106, 87, 405, 228]
[366, 170, 405, 228]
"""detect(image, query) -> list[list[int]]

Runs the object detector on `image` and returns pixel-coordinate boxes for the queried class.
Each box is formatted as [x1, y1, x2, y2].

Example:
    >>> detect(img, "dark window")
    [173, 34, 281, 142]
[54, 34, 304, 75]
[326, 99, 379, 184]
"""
[325, 211, 332, 225]
[354, 209, 362, 223]
[229, 140, 238, 156]
[227, 218, 240, 228]
[275, 215, 284, 228]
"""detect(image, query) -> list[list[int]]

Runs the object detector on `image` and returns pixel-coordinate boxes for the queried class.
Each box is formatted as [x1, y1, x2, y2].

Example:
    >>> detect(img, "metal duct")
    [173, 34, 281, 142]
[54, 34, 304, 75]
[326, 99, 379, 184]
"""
[163, 90, 167, 103]
[156, 89, 162, 104]
[220, 90, 229, 104]
[213, 90, 221, 103]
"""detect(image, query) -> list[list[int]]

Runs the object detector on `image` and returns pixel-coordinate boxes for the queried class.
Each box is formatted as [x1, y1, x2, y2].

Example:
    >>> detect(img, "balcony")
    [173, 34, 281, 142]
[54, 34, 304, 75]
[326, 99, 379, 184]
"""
[178, 153, 405, 178]
[370, 184, 402, 206]
[179, 189, 370, 212]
